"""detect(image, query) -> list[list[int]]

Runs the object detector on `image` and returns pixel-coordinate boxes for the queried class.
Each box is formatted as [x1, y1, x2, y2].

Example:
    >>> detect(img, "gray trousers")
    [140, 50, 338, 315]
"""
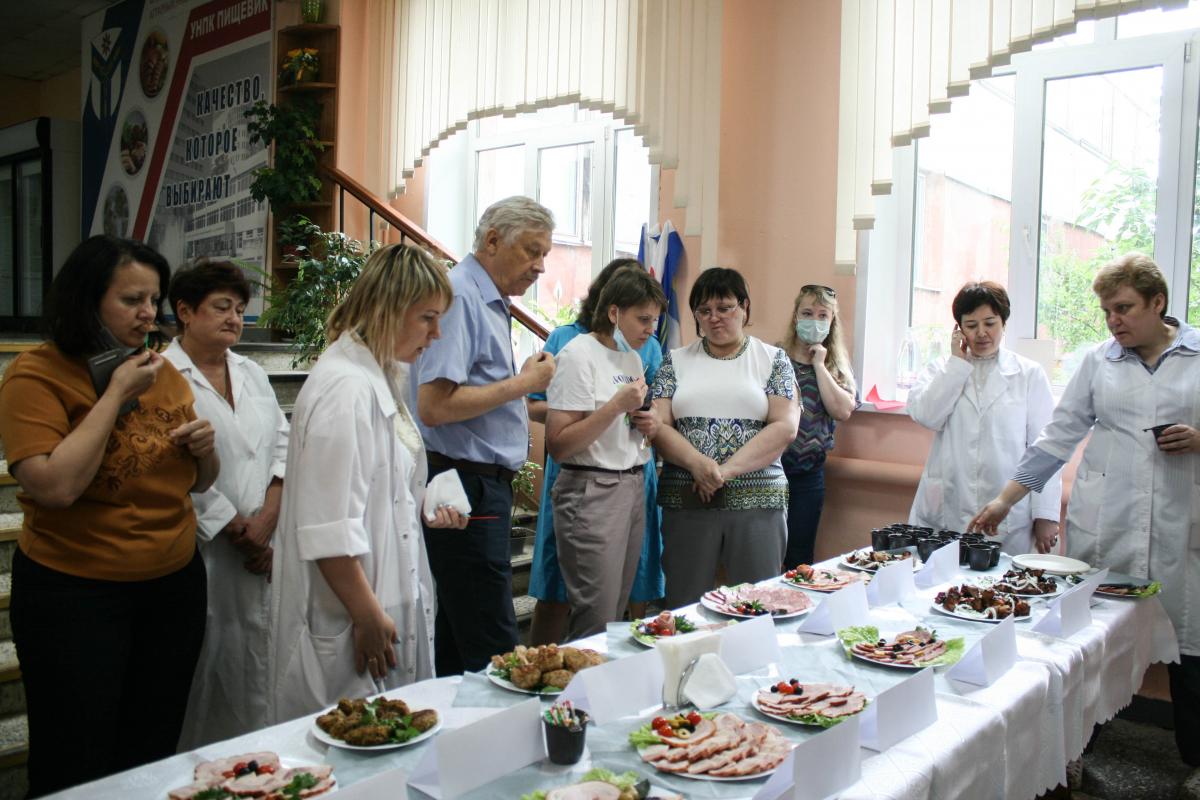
[661, 508, 787, 608]
[552, 468, 646, 640]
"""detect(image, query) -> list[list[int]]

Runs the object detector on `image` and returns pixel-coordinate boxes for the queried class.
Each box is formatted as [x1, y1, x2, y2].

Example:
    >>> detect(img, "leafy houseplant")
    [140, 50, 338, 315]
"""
[280, 47, 320, 85]
[245, 99, 326, 215]
[258, 228, 371, 366]
[277, 214, 322, 262]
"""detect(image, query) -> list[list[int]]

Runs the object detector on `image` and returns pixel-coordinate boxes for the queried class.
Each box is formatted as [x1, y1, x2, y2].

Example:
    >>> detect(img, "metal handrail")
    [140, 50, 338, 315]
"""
[319, 164, 551, 341]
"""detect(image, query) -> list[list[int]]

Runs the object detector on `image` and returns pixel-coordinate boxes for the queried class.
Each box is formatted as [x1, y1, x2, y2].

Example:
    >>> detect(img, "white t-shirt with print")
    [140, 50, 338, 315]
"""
[547, 333, 649, 470]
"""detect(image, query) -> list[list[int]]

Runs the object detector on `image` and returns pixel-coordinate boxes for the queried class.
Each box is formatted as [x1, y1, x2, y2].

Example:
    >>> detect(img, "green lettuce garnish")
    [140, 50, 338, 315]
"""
[520, 769, 641, 800]
[1135, 581, 1163, 598]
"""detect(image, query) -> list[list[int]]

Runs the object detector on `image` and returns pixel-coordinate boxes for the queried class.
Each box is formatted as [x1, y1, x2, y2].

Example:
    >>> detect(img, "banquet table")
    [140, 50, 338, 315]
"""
[50, 552, 1179, 800]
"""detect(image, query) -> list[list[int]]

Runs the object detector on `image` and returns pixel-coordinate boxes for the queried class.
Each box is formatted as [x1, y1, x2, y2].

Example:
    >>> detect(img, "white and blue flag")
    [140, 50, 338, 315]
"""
[639, 220, 685, 354]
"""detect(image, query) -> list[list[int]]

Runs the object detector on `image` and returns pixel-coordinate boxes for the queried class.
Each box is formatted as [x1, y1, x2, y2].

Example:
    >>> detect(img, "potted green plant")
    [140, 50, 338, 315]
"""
[244, 99, 326, 214]
[277, 214, 322, 262]
[258, 228, 371, 366]
[279, 47, 320, 85]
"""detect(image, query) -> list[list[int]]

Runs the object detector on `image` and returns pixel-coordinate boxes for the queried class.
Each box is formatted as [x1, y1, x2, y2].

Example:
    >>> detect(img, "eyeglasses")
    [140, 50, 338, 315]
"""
[694, 302, 742, 320]
[802, 284, 837, 297]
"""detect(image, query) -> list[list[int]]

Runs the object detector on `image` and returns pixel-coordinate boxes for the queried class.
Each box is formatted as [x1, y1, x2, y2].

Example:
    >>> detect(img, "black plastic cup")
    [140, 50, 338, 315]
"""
[917, 537, 940, 563]
[871, 529, 892, 551]
[888, 532, 914, 550]
[1146, 423, 1179, 444]
[544, 710, 589, 765]
[985, 542, 1002, 568]
[967, 545, 992, 571]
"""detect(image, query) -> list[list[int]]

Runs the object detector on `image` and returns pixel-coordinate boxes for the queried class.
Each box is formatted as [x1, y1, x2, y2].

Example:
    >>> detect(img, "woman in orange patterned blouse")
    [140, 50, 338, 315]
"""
[0, 236, 217, 796]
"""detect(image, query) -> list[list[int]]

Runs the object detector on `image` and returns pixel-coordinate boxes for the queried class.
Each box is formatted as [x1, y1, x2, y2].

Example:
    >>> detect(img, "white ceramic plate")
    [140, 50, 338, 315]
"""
[1011, 553, 1091, 575]
[699, 590, 813, 620]
[750, 690, 867, 726]
[629, 617, 733, 647]
[848, 649, 928, 670]
[777, 569, 866, 593]
[311, 715, 441, 751]
[929, 602, 1031, 624]
[486, 669, 565, 696]
[839, 549, 922, 574]
[166, 757, 338, 797]
[636, 745, 781, 781]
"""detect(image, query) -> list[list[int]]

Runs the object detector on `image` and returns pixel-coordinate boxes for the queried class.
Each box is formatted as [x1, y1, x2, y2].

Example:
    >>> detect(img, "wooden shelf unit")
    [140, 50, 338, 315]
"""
[271, 22, 340, 285]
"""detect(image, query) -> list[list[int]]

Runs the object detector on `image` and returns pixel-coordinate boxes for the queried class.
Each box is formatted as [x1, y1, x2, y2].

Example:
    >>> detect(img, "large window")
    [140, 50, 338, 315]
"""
[425, 104, 655, 336]
[862, 10, 1200, 399]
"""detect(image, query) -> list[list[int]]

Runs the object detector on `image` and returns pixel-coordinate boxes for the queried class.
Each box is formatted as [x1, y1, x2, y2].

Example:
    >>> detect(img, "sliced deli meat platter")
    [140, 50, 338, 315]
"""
[700, 584, 814, 619]
[752, 680, 868, 726]
[780, 564, 867, 592]
[840, 548, 921, 573]
[167, 753, 334, 800]
[840, 626, 964, 669]
[633, 711, 791, 781]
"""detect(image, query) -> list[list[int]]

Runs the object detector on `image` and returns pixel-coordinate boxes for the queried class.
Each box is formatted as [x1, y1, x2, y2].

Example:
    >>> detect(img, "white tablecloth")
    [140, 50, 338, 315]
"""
[47, 555, 1179, 800]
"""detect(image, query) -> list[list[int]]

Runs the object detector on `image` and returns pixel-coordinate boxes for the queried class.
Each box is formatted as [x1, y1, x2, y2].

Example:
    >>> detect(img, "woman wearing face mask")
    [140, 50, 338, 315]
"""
[779, 285, 858, 568]
[525, 258, 665, 645]
[908, 281, 1061, 555]
[544, 268, 667, 639]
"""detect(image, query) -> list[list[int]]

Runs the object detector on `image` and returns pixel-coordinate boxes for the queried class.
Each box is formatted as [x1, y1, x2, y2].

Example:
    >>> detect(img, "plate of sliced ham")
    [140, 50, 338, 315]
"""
[700, 585, 813, 619]
[752, 681, 868, 727]
[632, 711, 792, 781]
[779, 564, 867, 593]
[167, 752, 335, 799]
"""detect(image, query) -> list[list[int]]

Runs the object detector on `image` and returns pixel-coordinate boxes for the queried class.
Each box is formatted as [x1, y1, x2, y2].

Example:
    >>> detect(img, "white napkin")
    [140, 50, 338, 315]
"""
[682, 652, 737, 710]
[657, 631, 722, 707]
[423, 469, 472, 522]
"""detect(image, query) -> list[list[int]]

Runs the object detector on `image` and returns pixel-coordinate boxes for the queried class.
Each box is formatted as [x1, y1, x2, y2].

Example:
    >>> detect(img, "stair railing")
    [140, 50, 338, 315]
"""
[319, 164, 551, 342]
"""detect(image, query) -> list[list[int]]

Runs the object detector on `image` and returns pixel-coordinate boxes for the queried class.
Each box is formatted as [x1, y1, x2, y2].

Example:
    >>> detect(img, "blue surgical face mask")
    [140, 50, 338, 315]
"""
[613, 325, 633, 353]
[794, 318, 831, 345]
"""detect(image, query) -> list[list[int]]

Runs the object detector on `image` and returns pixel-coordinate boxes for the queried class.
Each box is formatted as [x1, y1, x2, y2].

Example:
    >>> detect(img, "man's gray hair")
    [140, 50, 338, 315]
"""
[472, 196, 555, 252]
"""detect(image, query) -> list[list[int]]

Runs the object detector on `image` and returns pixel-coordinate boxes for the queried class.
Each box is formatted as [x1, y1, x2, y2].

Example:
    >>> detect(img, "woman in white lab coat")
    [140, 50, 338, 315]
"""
[971, 254, 1200, 765]
[908, 282, 1061, 554]
[164, 261, 288, 748]
[268, 244, 467, 724]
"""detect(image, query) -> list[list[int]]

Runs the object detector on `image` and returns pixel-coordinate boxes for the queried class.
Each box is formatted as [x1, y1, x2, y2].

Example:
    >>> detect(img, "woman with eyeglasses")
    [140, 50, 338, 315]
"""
[779, 285, 858, 567]
[908, 281, 1061, 554]
[651, 268, 800, 607]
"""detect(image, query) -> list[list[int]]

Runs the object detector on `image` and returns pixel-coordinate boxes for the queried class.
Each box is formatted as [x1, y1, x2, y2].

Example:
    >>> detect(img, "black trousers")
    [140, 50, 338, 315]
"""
[11, 548, 207, 797]
[1169, 654, 1200, 766]
[422, 464, 519, 676]
[783, 458, 826, 569]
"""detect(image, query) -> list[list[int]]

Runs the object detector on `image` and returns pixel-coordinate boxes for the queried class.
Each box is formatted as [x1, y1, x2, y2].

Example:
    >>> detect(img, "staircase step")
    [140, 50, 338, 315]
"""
[0, 714, 28, 771]
[0, 466, 14, 517]
[513, 594, 536, 624]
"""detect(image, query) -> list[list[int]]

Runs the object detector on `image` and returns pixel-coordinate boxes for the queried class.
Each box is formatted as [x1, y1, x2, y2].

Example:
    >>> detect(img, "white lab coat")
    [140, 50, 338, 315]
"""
[1032, 327, 1200, 655]
[908, 348, 1062, 554]
[163, 339, 288, 749]
[268, 334, 435, 723]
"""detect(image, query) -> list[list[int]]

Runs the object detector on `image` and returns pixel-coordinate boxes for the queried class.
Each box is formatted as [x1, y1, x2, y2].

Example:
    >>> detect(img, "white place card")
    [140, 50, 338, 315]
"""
[557, 647, 663, 725]
[858, 666, 937, 752]
[866, 557, 916, 607]
[798, 580, 869, 636]
[914, 540, 960, 589]
[1033, 568, 1109, 639]
[946, 614, 1017, 687]
[407, 698, 545, 798]
[752, 715, 862, 800]
[719, 614, 783, 674]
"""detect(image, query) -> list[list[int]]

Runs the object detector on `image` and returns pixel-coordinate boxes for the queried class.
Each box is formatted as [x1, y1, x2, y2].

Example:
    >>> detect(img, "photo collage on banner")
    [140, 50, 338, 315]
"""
[81, 0, 273, 317]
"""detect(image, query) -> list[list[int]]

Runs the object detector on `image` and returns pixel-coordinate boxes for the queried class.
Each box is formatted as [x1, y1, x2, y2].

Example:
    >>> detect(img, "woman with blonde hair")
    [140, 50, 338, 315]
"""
[268, 244, 467, 723]
[779, 284, 858, 567]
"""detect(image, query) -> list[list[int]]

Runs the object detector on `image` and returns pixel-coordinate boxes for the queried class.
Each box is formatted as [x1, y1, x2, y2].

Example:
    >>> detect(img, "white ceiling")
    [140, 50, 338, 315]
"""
[0, 1, 119, 82]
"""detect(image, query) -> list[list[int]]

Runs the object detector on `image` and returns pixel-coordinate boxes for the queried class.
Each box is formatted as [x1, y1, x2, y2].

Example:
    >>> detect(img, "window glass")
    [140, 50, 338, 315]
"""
[17, 159, 42, 317]
[475, 145, 524, 223]
[910, 76, 1015, 371]
[536, 142, 593, 321]
[1118, 1, 1200, 39]
[1037, 67, 1163, 382]
[613, 127, 652, 259]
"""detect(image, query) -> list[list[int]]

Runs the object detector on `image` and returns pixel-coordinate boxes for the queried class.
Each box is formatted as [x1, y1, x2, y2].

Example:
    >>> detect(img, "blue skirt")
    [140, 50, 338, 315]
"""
[528, 450, 664, 603]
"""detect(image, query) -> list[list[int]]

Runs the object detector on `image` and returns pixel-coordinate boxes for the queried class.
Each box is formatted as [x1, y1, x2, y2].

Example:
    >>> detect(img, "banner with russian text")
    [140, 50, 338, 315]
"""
[82, 0, 272, 316]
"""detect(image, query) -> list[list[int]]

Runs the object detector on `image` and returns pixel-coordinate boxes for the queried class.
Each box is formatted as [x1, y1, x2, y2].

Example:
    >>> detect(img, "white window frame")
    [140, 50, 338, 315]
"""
[858, 18, 1200, 407]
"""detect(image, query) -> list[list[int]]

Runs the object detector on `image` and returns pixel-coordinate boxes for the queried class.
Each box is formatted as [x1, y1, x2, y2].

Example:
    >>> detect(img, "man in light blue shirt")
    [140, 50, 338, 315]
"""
[417, 196, 556, 675]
